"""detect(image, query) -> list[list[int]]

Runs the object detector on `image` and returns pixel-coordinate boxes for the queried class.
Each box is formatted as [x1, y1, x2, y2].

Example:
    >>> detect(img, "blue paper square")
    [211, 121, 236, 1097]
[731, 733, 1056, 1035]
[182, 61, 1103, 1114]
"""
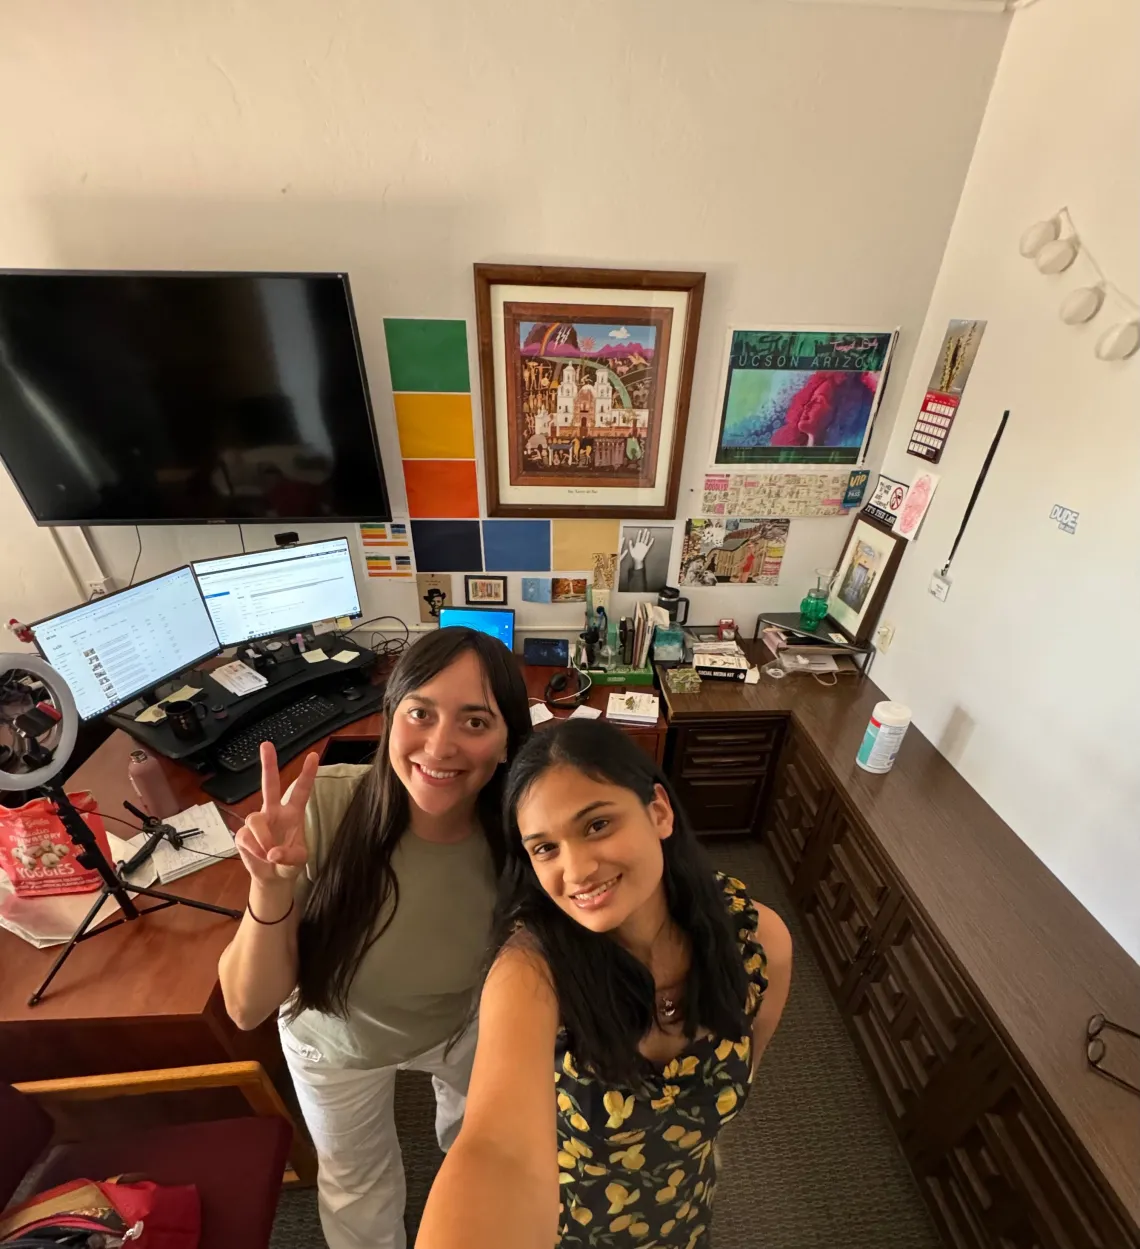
[481, 520, 551, 572]
[522, 577, 553, 604]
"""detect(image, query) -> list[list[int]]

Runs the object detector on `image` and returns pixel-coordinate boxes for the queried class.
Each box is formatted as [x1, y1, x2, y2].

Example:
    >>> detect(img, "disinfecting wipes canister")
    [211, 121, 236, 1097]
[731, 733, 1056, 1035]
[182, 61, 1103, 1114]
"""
[855, 701, 912, 774]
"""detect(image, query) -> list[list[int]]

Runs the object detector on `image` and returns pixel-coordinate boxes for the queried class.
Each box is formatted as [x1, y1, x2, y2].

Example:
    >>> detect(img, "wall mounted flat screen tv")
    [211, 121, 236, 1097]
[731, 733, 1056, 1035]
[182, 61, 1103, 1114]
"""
[0, 270, 391, 524]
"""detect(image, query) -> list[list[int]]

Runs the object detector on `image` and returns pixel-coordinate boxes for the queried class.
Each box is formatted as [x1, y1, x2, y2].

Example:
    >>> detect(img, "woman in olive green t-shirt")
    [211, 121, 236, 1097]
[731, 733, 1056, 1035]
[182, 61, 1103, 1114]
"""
[218, 628, 530, 1249]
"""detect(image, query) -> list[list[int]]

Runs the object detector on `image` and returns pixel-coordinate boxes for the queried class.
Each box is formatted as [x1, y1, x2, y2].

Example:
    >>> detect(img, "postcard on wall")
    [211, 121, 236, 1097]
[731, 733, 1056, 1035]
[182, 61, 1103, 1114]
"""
[474, 265, 704, 518]
[522, 577, 553, 603]
[679, 517, 790, 587]
[711, 328, 897, 467]
[551, 577, 588, 603]
[701, 469, 855, 517]
[862, 474, 909, 529]
[895, 470, 940, 541]
[417, 573, 452, 624]
[617, 524, 673, 593]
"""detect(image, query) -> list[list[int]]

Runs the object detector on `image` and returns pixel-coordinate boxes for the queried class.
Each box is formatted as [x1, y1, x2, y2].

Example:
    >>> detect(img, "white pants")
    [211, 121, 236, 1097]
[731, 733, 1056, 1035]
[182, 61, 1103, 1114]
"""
[280, 1022, 478, 1249]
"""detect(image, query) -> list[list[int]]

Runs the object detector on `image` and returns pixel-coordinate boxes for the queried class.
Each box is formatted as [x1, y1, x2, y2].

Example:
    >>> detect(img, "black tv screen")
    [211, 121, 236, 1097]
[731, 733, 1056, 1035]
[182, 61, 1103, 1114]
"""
[0, 271, 391, 524]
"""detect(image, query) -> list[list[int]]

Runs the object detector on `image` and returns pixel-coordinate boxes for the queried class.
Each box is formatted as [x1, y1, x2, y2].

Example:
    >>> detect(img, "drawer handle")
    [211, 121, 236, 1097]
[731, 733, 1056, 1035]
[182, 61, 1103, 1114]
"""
[691, 733, 774, 745]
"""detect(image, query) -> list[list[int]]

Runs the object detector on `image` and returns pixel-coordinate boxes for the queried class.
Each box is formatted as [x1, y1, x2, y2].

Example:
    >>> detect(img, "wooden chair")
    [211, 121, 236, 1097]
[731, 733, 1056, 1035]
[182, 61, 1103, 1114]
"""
[4, 1061, 317, 1249]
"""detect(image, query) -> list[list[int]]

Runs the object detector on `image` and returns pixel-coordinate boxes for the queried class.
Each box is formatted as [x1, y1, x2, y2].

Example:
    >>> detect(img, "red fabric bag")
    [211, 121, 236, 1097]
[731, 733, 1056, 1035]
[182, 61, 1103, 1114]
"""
[0, 1175, 200, 1248]
[0, 791, 113, 897]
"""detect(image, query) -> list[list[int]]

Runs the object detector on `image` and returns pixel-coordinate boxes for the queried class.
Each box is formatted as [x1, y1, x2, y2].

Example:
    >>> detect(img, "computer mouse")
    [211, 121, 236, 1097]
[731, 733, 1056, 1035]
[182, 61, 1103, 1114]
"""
[342, 686, 363, 702]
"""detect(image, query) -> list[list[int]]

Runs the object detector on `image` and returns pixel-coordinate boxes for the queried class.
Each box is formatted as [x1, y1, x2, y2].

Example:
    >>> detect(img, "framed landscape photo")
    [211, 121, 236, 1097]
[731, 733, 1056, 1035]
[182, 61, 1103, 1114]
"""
[827, 513, 904, 645]
[474, 264, 705, 519]
[464, 574, 508, 606]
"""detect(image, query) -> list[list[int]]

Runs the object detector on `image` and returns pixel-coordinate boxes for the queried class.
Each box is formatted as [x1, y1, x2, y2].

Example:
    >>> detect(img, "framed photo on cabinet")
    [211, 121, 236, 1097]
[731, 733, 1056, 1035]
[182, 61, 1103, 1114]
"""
[474, 264, 704, 519]
[827, 513, 904, 646]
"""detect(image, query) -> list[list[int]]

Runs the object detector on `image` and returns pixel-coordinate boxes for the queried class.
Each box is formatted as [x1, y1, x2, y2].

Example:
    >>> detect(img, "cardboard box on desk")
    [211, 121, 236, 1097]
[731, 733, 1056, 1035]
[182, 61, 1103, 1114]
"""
[692, 653, 749, 682]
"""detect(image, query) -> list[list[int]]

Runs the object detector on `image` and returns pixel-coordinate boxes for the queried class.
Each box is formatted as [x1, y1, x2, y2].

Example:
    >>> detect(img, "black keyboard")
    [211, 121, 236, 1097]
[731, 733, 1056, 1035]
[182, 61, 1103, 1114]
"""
[215, 693, 340, 773]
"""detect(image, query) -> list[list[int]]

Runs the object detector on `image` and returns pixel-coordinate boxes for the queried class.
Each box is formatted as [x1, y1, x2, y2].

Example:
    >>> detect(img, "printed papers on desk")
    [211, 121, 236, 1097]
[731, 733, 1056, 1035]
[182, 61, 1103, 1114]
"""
[109, 803, 237, 886]
[210, 660, 267, 697]
[605, 691, 660, 726]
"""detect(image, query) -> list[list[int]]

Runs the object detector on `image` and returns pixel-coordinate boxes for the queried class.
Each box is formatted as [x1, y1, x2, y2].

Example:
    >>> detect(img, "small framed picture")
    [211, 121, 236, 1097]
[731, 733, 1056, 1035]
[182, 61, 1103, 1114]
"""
[828, 514, 905, 646]
[464, 575, 508, 606]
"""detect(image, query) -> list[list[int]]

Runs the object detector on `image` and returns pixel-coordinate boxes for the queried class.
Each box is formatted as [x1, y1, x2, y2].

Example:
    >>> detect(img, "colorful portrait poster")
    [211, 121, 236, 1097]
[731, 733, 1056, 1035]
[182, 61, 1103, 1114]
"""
[678, 518, 790, 588]
[712, 328, 897, 466]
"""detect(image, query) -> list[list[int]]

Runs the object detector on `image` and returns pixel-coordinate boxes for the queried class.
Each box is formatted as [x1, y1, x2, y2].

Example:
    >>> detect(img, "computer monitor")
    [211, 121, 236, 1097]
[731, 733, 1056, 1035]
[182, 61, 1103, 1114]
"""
[438, 606, 515, 652]
[31, 566, 221, 720]
[191, 537, 361, 646]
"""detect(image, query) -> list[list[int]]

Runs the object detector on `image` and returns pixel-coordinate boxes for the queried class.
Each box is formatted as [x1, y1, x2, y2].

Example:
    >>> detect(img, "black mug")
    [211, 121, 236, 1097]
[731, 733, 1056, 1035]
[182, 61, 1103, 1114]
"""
[657, 586, 690, 624]
[165, 699, 207, 742]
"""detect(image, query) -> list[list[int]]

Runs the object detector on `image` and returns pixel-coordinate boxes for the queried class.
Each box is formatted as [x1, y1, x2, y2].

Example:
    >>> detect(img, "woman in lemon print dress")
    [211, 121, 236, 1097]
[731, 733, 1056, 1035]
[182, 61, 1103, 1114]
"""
[419, 719, 793, 1248]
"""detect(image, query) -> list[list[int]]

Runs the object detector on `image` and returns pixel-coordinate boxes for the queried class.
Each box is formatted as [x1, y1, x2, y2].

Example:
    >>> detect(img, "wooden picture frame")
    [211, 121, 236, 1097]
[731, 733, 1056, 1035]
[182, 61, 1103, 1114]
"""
[827, 513, 905, 646]
[474, 264, 705, 519]
[464, 574, 508, 606]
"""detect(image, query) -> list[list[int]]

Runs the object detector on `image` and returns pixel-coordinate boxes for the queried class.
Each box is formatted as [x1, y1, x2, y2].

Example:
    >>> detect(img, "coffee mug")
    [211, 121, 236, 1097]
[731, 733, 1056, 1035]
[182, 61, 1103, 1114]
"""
[165, 699, 207, 742]
[657, 586, 690, 625]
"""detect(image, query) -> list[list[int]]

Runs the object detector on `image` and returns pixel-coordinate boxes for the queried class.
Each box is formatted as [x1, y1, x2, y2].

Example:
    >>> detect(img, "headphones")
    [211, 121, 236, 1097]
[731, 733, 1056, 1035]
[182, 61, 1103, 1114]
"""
[544, 666, 593, 708]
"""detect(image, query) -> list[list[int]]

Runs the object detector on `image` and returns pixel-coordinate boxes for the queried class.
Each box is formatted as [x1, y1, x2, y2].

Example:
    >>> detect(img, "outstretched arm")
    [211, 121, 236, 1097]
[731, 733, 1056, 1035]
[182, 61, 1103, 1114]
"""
[418, 944, 562, 1249]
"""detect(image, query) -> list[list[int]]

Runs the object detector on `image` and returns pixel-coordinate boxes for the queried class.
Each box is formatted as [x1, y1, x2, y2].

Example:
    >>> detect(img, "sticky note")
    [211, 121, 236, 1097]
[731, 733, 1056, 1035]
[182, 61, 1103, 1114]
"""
[529, 703, 555, 726]
[302, 649, 328, 664]
[552, 519, 619, 571]
[403, 460, 480, 519]
[394, 393, 475, 459]
[569, 705, 601, 720]
[331, 650, 357, 664]
[384, 318, 470, 392]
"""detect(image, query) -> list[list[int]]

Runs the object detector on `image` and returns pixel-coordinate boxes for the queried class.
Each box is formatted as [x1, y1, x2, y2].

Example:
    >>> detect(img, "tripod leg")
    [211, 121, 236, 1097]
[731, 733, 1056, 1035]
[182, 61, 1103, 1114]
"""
[127, 881, 243, 920]
[28, 887, 114, 1006]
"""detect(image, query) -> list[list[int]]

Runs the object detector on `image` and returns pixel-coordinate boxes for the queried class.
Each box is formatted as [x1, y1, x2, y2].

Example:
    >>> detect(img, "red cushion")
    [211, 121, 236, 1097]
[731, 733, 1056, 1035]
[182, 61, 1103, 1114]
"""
[0, 1084, 54, 1208]
[34, 1116, 292, 1249]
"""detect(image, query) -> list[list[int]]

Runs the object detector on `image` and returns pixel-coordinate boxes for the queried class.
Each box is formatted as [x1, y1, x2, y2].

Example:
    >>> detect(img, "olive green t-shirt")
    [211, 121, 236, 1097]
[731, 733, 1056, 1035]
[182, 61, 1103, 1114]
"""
[280, 764, 496, 1069]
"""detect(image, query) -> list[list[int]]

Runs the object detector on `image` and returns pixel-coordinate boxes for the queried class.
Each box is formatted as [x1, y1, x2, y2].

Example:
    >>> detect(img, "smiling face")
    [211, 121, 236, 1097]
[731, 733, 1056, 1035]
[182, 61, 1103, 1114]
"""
[387, 649, 510, 822]
[516, 764, 674, 933]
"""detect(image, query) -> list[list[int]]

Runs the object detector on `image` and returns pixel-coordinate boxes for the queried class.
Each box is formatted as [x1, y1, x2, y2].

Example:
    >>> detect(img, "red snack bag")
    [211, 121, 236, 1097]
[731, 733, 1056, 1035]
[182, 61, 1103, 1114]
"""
[0, 791, 113, 897]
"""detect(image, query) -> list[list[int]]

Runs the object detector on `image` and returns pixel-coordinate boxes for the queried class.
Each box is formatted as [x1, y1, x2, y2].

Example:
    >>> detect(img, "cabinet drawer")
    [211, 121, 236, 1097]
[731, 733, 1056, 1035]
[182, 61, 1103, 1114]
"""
[800, 797, 897, 998]
[849, 900, 987, 1127]
[678, 749, 770, 780]
[679, 722, 782, 753]
[764, 731, 831, 888]
[674, 775, 765, 836]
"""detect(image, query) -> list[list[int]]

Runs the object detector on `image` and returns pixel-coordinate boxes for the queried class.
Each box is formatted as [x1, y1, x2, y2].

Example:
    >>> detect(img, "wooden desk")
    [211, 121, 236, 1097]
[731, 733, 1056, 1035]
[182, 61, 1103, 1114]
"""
[659, 643, 1140, 1247]
[0, 662, 666, 1085]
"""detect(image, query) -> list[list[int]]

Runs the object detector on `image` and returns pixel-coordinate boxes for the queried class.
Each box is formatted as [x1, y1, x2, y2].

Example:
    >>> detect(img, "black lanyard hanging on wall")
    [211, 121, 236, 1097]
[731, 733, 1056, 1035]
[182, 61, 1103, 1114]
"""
[940, 410, 1009, 579]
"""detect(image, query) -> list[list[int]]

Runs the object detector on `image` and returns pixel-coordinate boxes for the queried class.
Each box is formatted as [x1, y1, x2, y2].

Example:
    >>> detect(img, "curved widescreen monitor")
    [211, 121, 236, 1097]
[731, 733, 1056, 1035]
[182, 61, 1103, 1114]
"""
[0, 270, 390, 524]
[31, 566, 221, 720]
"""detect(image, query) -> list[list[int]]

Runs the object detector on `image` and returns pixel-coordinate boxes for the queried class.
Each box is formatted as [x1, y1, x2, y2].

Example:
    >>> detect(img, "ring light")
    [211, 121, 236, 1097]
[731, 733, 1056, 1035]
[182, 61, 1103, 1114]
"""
[0, 652, 78, 790]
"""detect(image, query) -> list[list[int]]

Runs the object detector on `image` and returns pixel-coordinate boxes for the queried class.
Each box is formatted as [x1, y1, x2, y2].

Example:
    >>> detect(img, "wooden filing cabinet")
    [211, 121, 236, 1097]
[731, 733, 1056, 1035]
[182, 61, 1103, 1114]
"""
[759, 724, 1140, 1249]
[665, 716, 783, 836]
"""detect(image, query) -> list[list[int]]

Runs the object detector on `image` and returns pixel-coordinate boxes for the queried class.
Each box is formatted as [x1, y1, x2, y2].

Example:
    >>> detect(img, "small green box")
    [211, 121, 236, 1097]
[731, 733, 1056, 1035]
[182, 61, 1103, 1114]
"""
[585, 665, 655, 686]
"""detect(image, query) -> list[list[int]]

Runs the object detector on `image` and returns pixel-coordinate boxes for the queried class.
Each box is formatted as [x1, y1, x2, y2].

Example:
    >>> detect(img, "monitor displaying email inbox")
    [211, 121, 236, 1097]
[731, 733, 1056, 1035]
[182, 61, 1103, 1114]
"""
[31, 566, 222, 720]
[192, 538, 361, 646]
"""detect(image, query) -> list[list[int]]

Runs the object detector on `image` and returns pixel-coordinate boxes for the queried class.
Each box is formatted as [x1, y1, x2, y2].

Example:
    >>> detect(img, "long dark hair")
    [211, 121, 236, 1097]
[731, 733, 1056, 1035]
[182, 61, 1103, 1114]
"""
[494, 719, 749, 1088]
[290, 627, 531, 1019]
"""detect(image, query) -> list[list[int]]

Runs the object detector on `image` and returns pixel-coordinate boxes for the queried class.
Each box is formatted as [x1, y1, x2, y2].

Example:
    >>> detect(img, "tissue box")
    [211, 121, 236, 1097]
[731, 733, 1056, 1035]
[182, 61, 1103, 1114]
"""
[693, 652, 749, 682]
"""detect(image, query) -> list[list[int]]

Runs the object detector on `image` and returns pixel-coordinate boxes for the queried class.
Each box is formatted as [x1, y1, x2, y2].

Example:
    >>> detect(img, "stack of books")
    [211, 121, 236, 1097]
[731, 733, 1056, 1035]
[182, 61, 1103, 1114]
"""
[605, 690, 660, 726]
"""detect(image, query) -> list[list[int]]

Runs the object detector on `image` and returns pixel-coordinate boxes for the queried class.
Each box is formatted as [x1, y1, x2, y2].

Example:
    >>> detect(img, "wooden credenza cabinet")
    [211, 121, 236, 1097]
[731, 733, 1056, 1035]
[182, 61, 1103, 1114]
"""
[658, 652, 1140, 1249]
[762, 725, 1139, 1249]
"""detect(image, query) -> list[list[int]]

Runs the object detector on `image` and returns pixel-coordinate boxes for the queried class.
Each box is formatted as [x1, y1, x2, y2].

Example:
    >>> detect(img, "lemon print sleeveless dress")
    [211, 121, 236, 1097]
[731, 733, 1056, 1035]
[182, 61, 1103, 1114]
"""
[553, 873, 768, 1248]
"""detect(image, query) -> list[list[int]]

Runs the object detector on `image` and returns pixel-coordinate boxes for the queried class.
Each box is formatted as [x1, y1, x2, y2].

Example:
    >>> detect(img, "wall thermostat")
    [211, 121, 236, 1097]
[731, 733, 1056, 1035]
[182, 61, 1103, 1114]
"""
[523, 637, 570, 667]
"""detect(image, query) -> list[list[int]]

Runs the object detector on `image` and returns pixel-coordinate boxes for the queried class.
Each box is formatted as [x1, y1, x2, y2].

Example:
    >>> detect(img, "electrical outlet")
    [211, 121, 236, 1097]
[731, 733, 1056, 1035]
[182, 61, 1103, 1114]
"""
[875, 622, 895, 653]
[87, 577, 115, 599]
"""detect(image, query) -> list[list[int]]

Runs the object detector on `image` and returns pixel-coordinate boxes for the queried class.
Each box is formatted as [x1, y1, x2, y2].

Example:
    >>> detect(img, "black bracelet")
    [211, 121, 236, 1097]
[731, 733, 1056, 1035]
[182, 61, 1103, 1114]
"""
[247, 895, 295, 925]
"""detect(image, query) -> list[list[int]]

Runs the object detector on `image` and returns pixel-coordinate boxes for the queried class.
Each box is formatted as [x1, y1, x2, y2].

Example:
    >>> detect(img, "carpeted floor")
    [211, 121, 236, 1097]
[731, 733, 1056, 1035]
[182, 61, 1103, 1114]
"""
[270, 839, 940, 1248]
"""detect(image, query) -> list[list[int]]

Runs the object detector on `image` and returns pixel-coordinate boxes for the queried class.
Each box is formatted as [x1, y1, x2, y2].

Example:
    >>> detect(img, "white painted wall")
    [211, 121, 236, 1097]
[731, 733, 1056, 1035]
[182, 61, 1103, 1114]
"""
[0, 0, 1006, 635]
[873, 0, 1140, 959]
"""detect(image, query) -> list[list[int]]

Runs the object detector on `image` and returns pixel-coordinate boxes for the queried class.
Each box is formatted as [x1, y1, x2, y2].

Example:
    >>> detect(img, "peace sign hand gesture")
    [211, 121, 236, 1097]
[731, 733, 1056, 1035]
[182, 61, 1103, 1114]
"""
[234, 742, 321, 885]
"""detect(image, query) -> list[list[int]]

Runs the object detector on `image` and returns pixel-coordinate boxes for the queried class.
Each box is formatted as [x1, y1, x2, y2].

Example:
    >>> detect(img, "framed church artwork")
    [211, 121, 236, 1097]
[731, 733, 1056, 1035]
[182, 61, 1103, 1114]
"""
[474, 264, 705, 519]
